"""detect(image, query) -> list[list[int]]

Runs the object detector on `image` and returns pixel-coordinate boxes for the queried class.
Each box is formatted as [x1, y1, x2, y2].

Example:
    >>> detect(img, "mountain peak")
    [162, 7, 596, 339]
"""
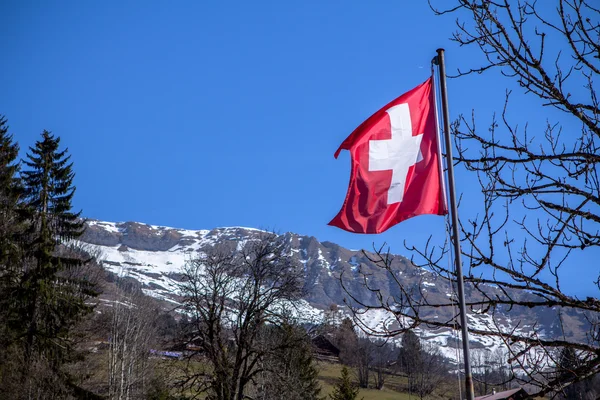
[80, 219, 581, 362]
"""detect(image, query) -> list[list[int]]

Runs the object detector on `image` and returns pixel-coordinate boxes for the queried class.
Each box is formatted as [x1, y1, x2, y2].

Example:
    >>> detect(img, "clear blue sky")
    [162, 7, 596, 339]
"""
[1, 1, 597, 296]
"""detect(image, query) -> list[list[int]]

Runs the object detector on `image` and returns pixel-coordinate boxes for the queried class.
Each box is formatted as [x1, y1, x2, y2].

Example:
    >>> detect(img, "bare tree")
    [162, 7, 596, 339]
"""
[177, 233, 305, 400]
[107, 280, 157, 400]
[355, 337, 372, 389]
[395, 330, 447, 399]
[471, 348, 511, 395]
[371, 339, 394, 390]
[341, 1, 600, 396]
[415, 341, 448, 400]
[331, 317, 359, 368]
[327, 317, 373, 388]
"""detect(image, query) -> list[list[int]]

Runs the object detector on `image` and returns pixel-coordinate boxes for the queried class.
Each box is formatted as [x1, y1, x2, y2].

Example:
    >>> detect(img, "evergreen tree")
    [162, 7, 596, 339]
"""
[397, 330, 423, 377]
[0, 126, 100, 399]
[0, 115, 23, 316]
[329, 367, 361, 400]
[555, 347, 598, 399]
[280, 335, 323, 400]
[22, 130, 84, 245]
[0, 115, 21, 214]
[259, 323, 323, 400]
[397, 329, 431, 396]
[18, 130, 93, 369]
[0, 116, 26, 392]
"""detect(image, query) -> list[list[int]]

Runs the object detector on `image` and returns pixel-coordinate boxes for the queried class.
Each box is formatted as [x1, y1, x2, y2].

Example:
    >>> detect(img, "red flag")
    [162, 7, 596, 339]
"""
[329, 77, 447, 234]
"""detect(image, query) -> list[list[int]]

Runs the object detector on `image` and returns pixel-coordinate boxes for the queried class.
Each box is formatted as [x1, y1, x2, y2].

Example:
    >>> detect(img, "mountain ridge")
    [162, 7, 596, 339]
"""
[80, 219, 585, 361]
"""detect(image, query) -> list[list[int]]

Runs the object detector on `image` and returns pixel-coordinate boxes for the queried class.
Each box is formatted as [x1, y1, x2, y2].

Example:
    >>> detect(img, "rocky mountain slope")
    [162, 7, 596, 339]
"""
[80, 220, 584, 360]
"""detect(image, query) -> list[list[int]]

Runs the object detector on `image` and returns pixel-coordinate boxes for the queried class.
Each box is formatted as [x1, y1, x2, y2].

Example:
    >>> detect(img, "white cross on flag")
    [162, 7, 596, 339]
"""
[329, 77, 447, 234]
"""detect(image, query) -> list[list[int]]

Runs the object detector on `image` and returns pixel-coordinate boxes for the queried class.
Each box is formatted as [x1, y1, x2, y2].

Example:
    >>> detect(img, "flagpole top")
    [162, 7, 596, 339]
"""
[433, 49, 446, 66]
[433, 48, 446, 66]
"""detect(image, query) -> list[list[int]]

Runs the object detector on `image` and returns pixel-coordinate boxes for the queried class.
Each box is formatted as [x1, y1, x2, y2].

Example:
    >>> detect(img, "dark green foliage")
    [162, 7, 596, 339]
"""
[17, 131, 91, 365]
[258, 323, 323, 400]
[557, 347, 580, 399]
[0, 115, 23, 305]
[0, 116, 27, 390]
[556, 348, 599, 399]
[329, 366, 361, 400]
[0, 115, 21, 210]
[22, 130, 84, 244]
[0, 127, 100, 399]
[0, 115, 21, 268]
[397, 330, 422, 377]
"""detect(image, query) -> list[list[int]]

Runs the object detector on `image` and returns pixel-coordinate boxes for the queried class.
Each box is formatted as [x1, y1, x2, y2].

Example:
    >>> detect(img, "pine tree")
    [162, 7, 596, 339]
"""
[397, 330, 425, 395]
[397, 330, 423, 376]
[555, 347, 598, 399]
[255, 323, 323, 400]
[0, 115, 23, 308]
[18, 130, 92, 367]
[0, 127, 99, 398]
[296, 348, 323, 400]
[22, 130, 84, 245]
[329, 367, 361, 400]
[0, 115, 21, 214]
[0, 116, 26, 392]
[276, 325, 323, 400]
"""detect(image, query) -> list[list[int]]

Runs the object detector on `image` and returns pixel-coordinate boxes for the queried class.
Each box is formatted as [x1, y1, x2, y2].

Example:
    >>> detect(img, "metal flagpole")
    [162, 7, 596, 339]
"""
[433, 48, 475, 400]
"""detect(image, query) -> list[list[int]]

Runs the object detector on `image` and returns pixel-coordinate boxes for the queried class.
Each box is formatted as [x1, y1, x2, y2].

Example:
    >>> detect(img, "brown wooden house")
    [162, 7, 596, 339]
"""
[474, 388, 528, 400]
[311, 334, 340, 361]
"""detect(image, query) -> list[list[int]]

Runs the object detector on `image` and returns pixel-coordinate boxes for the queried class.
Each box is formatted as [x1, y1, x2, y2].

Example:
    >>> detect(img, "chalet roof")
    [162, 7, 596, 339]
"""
[474, 388, 528, 400]
[311, 334, 340, 357]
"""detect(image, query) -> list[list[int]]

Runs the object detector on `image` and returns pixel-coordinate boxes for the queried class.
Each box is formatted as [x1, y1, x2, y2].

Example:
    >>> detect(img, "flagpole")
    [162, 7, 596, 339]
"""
[434, 48, 475, 400]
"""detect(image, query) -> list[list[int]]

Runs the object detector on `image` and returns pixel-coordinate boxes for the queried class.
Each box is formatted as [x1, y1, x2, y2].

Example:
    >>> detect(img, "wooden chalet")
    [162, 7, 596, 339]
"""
[311, 334, 340, 361]
[474, 388, 528, 400]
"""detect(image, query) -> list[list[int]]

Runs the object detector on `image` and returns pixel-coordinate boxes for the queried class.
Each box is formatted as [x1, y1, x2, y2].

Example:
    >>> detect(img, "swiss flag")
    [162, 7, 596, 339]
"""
[329, 77, 447, 234]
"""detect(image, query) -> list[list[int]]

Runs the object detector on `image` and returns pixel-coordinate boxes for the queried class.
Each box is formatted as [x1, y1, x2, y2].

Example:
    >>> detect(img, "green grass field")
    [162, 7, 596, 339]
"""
[317, 362, 421, 400]
[139, 355, 462, 399]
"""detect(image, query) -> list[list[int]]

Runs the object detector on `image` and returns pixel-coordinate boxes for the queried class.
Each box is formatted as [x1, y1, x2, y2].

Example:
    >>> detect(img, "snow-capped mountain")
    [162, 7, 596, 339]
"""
[81, 220, 582, 361]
